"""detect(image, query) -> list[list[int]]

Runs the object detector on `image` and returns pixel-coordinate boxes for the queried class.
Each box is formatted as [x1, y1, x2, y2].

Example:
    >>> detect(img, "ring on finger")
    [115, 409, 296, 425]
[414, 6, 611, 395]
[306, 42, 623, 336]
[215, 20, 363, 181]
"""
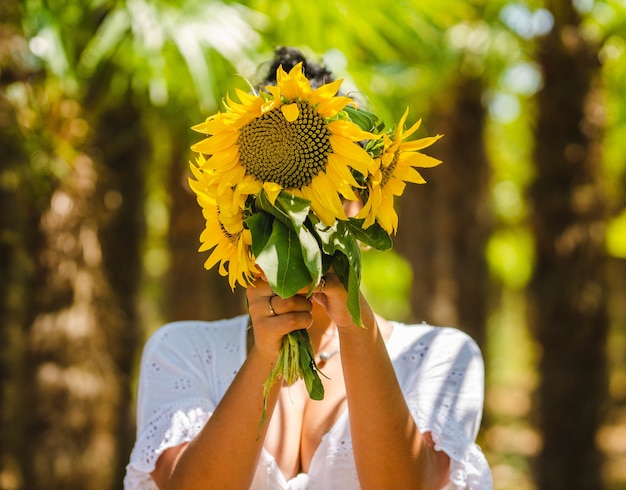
[319, 276, 326, 294]
[268, 294, 278, 316]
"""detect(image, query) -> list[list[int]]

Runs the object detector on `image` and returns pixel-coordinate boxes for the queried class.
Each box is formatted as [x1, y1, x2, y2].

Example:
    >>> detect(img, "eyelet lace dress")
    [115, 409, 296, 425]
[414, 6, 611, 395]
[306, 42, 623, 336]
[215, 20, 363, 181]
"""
[124, 316, 493, 489]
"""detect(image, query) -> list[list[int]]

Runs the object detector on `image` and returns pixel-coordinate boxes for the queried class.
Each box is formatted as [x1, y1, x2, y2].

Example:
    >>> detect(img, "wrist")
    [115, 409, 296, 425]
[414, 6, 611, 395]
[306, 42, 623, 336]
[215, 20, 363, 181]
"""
[335, 307, 376, 334]
[248, 344, 280, 368]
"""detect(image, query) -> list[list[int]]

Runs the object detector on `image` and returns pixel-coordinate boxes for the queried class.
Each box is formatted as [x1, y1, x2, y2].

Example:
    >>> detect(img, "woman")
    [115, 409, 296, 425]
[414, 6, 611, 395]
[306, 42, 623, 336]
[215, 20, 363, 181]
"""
[124, 49, 492, 490]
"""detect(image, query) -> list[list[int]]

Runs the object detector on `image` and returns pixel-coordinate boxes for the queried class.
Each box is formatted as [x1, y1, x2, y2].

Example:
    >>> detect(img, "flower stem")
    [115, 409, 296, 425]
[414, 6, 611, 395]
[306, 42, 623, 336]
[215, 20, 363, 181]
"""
[260, 329, 324, 431]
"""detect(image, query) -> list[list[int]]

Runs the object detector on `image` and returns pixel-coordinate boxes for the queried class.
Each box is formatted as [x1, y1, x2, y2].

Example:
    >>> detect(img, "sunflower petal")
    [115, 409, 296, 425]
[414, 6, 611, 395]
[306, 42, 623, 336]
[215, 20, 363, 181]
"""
[315, 96, 353, 117]
[328, 120, 379, 141]
[400, 134, 444, 152]
[401, 153, 443, 168]
[281, 103, 300, 122]
[395, 108, 411, 139]
[310, 78, 342, 101]
[191, 131, 239, 154]
[263, 182, 283, 204]
[330, 135, 376, 175]
[397, 166, 427, 185]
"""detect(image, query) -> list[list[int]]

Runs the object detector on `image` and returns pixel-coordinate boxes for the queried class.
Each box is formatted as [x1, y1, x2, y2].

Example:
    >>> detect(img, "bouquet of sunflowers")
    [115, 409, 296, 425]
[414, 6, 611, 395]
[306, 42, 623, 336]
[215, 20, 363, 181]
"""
[189, 62, 441, 408]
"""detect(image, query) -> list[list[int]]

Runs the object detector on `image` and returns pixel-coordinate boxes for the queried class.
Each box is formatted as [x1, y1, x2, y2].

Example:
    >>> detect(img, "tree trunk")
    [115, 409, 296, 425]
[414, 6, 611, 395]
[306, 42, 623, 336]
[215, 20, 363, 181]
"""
[3, 59, 147, 490]
[89, 92, 148, 487]
[1, 3, 44, 487]
[22, 156, 124, 490]
[528, 1, 609, 488]
[396, 76, 492, 350]
[0, 112, 27, 488]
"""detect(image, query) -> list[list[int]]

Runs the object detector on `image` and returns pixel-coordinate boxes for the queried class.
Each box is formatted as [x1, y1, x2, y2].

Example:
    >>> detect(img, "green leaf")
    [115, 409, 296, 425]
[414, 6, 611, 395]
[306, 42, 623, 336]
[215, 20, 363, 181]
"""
[313, 220, 359, 263]
[345, 105, 385, 133]
[255, 218, 312, 298]
[256, 190, 311, 228]
[297, 226, 323, 294]
[245, 211, 274, 258]
[311, 219, 363, 326]
[311, 218, 343, 256]
[331, 246, 363, 327]
[293, 330, 324, 400]
[257, 191, 322, 293]
[345, 218, 393, 251]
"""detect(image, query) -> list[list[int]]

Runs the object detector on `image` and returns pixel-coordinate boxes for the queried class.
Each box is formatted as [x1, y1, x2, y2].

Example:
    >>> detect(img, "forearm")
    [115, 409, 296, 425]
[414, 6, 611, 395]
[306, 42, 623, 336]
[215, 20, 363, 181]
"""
[160, 347, 279, 490]
[338, 299, 448, 489]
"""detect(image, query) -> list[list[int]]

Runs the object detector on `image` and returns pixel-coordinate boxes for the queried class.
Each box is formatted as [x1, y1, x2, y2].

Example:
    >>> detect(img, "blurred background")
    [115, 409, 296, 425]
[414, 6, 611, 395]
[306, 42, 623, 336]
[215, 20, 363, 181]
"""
[1, 0, 625, 489]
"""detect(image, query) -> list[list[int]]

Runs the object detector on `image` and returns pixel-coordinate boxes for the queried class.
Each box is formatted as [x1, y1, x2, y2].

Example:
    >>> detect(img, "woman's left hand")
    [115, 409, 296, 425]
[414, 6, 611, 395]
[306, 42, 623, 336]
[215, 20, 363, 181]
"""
[311, 273, 376, 332]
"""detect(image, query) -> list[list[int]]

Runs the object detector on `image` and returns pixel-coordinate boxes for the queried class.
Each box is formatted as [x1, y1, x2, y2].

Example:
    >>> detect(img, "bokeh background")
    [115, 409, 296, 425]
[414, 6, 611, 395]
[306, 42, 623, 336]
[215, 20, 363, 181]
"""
[1, 0, 625, 489]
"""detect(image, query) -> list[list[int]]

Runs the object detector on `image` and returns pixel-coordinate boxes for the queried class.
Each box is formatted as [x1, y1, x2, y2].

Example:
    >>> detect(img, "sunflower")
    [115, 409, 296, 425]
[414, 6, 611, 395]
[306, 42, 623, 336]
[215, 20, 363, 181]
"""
[189, 156, 258, 289]
[191, 62, 378, 226]
[357, 109, 443, 234]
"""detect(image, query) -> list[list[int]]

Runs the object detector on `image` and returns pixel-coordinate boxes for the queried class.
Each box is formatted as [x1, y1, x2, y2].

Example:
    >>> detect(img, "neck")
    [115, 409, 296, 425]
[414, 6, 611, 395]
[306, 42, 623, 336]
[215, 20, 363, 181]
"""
[311, 325, 339, 366]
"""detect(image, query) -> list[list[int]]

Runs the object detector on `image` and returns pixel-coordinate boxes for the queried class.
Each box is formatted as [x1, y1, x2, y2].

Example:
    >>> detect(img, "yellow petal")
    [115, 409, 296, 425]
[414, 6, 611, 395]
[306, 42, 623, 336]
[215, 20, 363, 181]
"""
[396, 166, 427, 185]
[386, 177, 407, 195]
[263, 182, 283, 203]
[328, 120, 379, 141]
[192, 113, 235, 134]
[401, 152, 443, 169]
[261, 99, 277, 114]
[303, 173, 347, 224]
[217, 165, 246, 194]
[281, 103, 300, 122]
[356, 186, 381, 228]
[400, 134, 444, 152]
[234, 88, 259, 106]
[315, 96, 354, 118]
[329, 135, 377, 175]
[327, 153, 361, 193]
[310, 78, 343, 102]
[278, 62, 312, 100]
[191, 130, 239, 155]
[234, 175, 263, 203]
[395, 108, 411, 139]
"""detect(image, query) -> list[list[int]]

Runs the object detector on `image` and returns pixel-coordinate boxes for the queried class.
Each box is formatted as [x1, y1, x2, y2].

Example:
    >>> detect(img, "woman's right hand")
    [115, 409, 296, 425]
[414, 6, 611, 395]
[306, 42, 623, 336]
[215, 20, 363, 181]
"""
[246, 278, 313, 361]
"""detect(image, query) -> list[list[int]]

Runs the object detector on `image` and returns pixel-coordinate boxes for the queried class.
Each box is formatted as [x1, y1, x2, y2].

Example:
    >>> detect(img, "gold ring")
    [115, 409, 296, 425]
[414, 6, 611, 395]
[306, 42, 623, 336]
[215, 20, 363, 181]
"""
[268, 294, 277, 316]
[319, 276, 326, 294]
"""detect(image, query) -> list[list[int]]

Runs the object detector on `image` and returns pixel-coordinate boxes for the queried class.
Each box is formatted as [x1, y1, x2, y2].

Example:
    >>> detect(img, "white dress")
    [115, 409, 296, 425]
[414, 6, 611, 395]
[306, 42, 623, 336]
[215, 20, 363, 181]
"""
[124, 315, 493, 489]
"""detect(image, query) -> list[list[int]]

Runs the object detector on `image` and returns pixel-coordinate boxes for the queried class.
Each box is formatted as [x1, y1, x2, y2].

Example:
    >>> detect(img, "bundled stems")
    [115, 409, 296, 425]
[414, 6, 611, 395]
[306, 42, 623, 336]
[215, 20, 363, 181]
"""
[260, 329, 324, 430]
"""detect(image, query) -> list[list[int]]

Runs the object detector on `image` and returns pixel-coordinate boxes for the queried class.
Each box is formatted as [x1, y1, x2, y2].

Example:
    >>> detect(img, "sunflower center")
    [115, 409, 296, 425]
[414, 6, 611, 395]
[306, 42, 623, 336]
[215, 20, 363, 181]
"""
[380, 151, 399, 187]
[237, 101, 332, 189]
[216, 209, 239, 245]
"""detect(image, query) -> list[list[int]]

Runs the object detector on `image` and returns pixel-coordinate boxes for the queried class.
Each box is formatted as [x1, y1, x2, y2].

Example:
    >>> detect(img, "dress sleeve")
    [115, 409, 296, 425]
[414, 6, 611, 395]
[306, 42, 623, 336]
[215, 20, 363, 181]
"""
[402, 327, 493, 490]
[124, 321, 239, 490]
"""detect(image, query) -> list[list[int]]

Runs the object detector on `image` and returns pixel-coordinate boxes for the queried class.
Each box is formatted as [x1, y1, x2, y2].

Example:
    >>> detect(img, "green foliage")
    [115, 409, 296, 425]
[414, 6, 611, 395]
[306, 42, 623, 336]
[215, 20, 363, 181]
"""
[252, 191, 322, 297]
[487, 227, 534, 289]
[248, 190, 392, 324]
[361, 249, 413, 321]
[607, 210, 626, 259]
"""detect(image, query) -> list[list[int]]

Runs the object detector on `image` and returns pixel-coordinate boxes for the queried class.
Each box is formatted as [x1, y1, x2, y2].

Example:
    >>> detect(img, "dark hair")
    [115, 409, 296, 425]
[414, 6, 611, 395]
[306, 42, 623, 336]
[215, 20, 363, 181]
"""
[260, 47, 335, 89]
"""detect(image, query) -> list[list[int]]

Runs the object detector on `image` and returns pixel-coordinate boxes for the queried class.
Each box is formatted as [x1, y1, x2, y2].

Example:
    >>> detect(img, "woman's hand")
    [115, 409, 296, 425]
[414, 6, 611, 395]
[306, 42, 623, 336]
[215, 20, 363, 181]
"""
[246, 278, 314, 360]
[311, 273, 376, 331]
